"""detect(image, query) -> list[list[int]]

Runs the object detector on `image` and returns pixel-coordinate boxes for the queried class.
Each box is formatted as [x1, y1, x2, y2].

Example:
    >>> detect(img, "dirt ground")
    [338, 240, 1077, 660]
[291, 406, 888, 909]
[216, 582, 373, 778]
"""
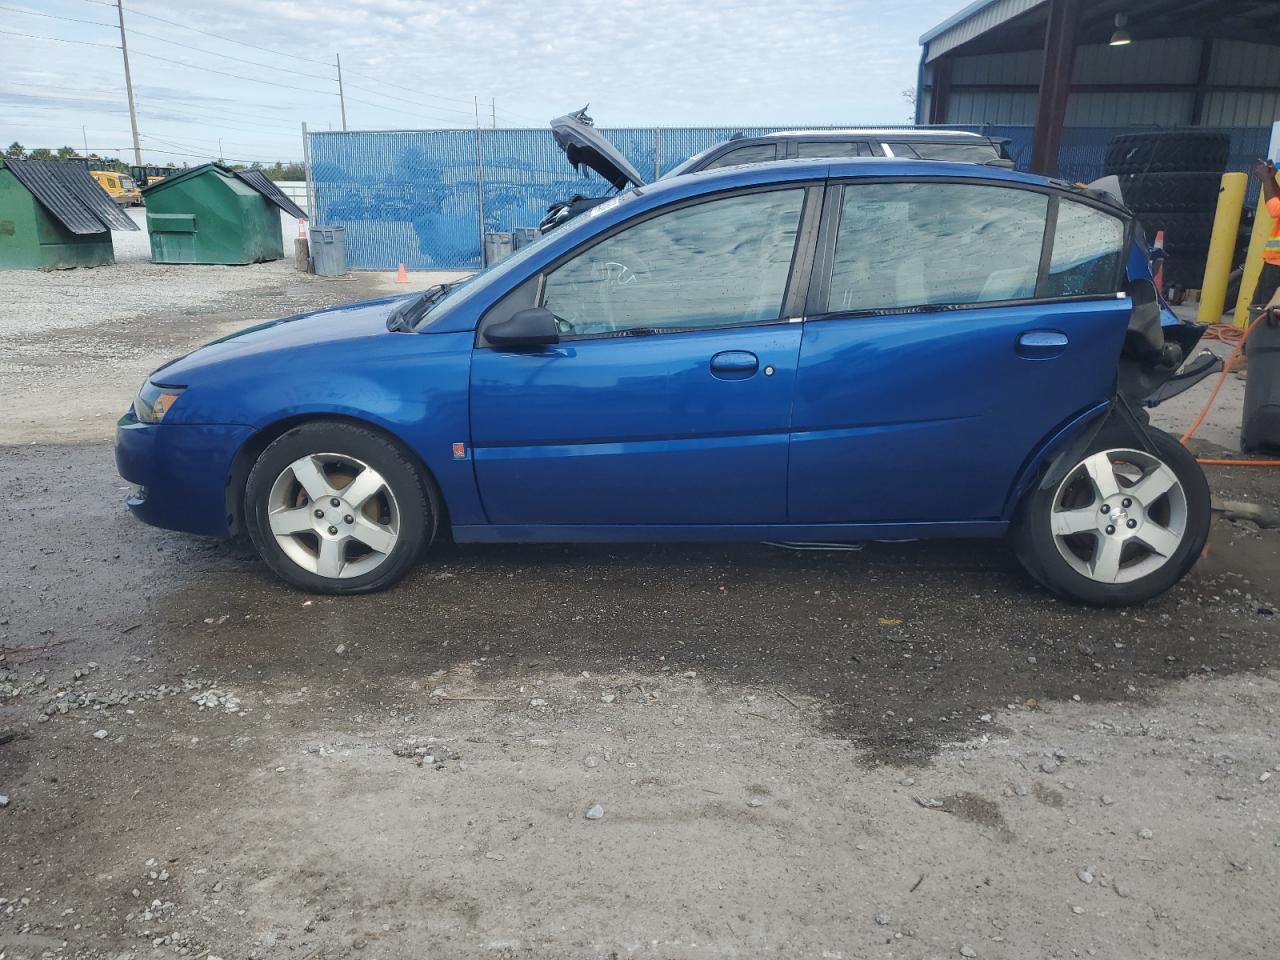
[1, 241, 1278, 960]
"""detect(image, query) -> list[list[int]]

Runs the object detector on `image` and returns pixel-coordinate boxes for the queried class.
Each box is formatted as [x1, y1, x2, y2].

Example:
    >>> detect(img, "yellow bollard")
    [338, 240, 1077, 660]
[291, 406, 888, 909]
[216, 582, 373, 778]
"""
[1234, 168, 1280, 326]
[1198, 173, 1247, 325]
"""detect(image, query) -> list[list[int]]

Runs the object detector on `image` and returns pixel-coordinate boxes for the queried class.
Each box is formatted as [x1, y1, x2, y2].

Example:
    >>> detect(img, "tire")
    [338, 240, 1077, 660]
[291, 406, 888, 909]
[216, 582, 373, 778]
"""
[1159, 249, 1210, 289]
[1136, 211, 1214, 253]
[1011, 428, 1210, 606]
[244, 421, 436, 594]
[1103, 132, 1230, 176]
[1117, 172, 1222, 215]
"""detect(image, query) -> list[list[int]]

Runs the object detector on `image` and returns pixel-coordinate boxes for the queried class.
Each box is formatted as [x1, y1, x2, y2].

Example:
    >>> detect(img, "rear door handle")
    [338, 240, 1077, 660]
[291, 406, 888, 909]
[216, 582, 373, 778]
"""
[1016, 330, 1069, 359]
[709, 350, 759, 380]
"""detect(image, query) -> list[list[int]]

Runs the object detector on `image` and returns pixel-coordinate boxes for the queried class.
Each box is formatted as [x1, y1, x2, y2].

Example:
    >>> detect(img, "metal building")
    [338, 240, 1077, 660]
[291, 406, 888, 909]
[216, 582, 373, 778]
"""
[917, 0, 1279, 175]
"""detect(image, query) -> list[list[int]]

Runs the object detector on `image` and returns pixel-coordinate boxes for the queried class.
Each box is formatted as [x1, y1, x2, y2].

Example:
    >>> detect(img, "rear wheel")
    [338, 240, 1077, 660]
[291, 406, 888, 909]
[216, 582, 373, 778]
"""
[1012, 429, 1210, 606]
[245, 422, 435, 594]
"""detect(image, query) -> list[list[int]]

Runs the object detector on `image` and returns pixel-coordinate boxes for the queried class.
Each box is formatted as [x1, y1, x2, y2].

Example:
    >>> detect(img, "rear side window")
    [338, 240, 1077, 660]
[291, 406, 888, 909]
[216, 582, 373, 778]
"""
[1044, 200, 1126, 297]
[542, 188, 805, 337]
[796, 141, 873, 158]
[885, 141, 1000, 163]
[825, 182, 1048, 312]
[702, 143, 778, 170]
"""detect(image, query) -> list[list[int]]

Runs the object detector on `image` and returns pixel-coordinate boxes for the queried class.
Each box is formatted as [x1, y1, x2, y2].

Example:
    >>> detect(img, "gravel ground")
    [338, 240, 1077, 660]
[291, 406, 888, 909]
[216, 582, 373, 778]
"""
[0, 214, 464, 444]
[1, 239, 1278, 959]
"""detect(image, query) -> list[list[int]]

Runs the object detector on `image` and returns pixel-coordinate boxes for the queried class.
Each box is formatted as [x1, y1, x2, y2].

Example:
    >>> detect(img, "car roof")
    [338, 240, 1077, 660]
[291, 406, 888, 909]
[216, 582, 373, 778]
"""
[756, 128, 994, 141]
[663, 156, 1046, 191]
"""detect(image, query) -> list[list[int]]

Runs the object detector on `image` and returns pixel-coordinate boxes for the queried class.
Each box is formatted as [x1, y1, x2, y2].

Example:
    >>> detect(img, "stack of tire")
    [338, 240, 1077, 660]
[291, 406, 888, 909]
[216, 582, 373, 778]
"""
[1104, 131, 1231, 291]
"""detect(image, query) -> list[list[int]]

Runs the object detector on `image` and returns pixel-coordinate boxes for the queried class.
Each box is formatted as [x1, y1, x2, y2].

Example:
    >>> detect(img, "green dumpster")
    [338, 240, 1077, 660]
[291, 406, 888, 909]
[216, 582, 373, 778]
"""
[142, 163, 308, 265]
[0, 158, 138, 270]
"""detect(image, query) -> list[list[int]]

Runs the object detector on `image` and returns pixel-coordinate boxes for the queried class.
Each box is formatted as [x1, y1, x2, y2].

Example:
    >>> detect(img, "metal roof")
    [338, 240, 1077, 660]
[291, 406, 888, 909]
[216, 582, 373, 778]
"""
[2, 159, 139, 234]
[920, 0, 1043, 61]
[142, 163, 308, 220]
[922, 0, 1280, 61]
[233, 168, 308, 220]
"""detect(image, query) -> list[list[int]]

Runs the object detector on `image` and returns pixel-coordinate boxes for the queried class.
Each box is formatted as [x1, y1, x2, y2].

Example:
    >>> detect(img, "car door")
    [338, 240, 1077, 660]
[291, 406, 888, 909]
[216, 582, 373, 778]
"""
[470, 184, 822, 526]
[788, 179, 1132, 524]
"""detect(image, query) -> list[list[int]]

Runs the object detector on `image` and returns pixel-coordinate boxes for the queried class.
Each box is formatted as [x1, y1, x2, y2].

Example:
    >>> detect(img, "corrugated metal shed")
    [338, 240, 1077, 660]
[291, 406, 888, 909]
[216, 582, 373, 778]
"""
[921, 0, 1044, 62]
[4, 159, 138, 234]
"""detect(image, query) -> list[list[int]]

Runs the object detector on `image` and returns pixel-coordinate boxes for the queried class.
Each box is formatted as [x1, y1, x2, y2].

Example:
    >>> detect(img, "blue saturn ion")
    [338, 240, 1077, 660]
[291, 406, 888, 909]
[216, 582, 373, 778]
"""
[116, 158, 1213, 605]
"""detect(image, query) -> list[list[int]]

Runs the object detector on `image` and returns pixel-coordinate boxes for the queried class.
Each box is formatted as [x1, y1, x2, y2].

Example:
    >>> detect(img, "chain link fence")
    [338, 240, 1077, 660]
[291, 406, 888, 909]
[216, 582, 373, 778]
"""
[309, 124, 1271, 270]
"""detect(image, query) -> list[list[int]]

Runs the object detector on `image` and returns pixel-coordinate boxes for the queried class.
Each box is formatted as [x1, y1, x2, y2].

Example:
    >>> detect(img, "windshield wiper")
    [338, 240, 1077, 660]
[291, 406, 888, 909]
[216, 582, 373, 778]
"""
[386, 282, 456, 332]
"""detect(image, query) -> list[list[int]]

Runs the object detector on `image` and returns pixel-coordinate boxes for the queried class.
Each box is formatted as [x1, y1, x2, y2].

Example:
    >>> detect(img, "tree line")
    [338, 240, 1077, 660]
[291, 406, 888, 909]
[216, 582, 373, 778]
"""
[4, 143, 305, 181]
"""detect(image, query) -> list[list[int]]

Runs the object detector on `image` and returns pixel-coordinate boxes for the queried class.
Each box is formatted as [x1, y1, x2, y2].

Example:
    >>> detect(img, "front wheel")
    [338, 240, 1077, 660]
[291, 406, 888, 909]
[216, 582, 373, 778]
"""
[1011, 428, 1210, 606]
[244, 422, 435, 594]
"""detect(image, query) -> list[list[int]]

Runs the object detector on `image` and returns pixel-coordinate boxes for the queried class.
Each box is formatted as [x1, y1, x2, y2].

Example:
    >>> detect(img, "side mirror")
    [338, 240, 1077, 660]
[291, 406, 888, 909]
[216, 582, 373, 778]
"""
[486, 307, 560, 349]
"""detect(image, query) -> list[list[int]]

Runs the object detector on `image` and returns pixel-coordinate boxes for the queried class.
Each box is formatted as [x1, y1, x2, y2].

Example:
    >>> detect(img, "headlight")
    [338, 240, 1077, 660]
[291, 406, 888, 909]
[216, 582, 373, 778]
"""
[133, 381, 185, 423]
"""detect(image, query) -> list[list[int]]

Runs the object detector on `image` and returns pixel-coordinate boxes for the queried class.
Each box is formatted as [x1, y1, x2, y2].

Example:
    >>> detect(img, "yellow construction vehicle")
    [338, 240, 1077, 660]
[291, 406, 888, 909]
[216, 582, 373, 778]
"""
[89, 169, 143, 206]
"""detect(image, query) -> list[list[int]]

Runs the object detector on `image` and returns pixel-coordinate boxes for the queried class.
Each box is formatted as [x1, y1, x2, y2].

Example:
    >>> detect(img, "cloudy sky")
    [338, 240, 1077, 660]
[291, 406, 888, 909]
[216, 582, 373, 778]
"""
[4, 0, 950, 166]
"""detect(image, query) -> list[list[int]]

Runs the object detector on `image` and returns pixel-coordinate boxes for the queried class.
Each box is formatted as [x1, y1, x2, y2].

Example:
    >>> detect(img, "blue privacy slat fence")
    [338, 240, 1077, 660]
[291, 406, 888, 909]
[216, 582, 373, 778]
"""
[310, 125, 1270, 270]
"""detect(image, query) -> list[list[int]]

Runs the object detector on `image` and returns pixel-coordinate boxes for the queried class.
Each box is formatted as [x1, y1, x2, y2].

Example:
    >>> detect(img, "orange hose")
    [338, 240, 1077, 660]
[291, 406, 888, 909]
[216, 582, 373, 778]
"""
[1180, 311, 1280, 467]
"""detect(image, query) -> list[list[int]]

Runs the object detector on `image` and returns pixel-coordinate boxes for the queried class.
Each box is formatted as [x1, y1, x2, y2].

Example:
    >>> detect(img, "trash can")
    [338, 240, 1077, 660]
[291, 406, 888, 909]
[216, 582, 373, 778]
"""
[1242, 307, 1280, 452]
[484, 231, 514, 266]
[308, 225, 347, 277]
[513, 227, 539, 250]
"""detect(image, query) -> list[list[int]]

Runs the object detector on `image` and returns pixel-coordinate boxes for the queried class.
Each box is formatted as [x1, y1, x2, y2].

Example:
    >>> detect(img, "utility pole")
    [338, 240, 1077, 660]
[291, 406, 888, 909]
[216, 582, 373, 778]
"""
[115, 0, 142, 165]
[81, 125, 88, 155]
[491, 98, 496, 129]
[336, 53, 348, 131]
[218, 138, 223, 162]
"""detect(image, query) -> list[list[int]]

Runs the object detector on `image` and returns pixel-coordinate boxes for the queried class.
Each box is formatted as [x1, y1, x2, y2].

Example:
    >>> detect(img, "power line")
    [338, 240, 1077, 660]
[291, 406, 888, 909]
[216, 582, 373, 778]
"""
[0, 3, 113, 28]
[125, 48, 338, 97]
[79, 0, 333, 67]
[0, 27, 118, 49]
[4, 2, 338, 83]
[341, 81, 474, 118]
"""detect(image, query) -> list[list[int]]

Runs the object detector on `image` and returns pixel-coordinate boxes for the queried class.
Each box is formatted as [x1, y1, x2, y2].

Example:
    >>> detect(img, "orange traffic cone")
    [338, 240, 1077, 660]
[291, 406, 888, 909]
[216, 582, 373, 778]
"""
[396, 263, 408, 284]
[296, 218, 306, 239]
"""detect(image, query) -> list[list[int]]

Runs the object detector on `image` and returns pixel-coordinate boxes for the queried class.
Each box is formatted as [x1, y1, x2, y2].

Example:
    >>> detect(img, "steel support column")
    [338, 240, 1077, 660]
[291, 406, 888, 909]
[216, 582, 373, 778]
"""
[928, 57, 953, 125]
[1029, 0, 1082, 176]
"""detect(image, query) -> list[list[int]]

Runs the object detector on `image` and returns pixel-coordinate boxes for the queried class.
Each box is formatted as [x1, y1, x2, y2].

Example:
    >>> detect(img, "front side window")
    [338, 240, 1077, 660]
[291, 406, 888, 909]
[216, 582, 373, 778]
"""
[1044, 199, 1125, 297]
[542, 189, 805, 337]
[702, 143, 779, 170]
[796, 141, 873, 159]
[826, 182, 1048, 313]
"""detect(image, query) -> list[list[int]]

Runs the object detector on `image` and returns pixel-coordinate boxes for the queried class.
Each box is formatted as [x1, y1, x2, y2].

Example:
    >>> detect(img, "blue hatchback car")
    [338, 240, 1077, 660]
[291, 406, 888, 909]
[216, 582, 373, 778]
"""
[117, 158, 1211, 605]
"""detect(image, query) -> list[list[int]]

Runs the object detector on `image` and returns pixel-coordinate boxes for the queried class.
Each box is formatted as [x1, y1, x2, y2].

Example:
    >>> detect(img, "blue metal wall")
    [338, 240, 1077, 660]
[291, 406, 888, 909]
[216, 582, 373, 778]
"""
[311, 125, 1271, 270]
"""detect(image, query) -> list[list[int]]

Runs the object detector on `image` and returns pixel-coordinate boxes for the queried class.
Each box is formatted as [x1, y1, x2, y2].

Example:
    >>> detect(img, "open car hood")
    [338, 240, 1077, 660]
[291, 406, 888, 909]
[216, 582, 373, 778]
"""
[551, 106, 647, 190]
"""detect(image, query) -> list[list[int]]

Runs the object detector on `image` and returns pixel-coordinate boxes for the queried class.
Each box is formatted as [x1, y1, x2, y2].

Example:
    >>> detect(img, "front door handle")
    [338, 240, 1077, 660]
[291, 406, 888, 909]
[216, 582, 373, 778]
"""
[1016, 329, 1069, 359]
[709, 350, 760, 380]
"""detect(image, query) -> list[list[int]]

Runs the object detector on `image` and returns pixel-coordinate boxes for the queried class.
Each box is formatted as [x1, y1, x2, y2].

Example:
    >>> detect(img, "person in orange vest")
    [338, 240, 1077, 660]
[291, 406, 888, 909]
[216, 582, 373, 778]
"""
[1251, 158, 1280, 308]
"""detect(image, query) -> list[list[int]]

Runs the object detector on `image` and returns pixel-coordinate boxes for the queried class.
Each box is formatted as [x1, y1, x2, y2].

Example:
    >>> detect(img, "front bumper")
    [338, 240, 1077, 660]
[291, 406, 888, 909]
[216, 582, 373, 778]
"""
[115, 412, 255, 537]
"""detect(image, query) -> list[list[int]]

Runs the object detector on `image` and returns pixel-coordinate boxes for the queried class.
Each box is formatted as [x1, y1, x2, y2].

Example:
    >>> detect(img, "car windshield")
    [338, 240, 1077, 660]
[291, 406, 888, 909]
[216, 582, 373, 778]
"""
[660, 146, 721, 180]
[412, 194, 637, 330]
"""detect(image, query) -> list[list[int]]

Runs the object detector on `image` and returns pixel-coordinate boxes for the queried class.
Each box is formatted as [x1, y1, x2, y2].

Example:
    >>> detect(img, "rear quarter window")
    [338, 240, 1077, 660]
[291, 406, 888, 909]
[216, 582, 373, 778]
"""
[1043, 200, 1126, 297]
[886, 141, 1000, 163]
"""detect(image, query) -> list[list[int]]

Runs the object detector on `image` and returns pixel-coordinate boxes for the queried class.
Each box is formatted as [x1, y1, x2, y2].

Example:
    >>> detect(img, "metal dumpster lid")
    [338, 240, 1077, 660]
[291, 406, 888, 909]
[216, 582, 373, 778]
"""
[2, 159, 139, 234]
[232, 168, 308, 220]
[140, 163, 308, 220]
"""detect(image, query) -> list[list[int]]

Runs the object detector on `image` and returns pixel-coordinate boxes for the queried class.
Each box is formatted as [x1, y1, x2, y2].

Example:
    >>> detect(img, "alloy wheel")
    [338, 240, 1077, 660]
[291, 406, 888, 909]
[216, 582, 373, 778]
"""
[266, 453, 400, 579]
[1050, 448, 1188, 585]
